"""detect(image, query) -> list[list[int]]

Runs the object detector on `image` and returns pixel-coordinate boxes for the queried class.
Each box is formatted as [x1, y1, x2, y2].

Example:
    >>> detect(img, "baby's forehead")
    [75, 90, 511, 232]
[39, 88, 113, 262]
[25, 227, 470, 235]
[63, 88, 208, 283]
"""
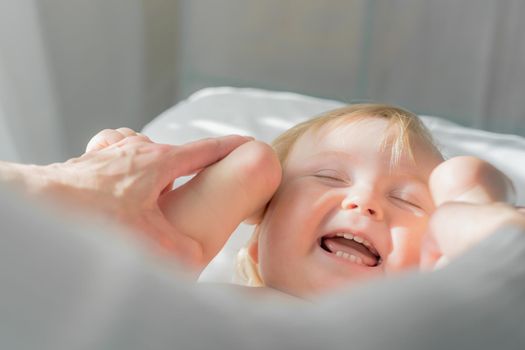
[288, 118, 442, 175]
[311, 117, 436, 149]
[301, 117, 402, 144]
[291, 118, 392, 156]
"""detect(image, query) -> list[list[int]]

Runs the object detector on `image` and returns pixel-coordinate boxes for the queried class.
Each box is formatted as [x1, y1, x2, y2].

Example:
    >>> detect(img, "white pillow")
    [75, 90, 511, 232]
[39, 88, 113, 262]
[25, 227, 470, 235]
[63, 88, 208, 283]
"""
[142, 87, 525, 282]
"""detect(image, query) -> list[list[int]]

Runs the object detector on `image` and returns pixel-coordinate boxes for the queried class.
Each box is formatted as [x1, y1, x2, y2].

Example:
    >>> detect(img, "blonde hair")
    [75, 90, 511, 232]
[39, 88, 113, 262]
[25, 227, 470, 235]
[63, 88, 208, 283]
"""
[235, 103, 441, 286]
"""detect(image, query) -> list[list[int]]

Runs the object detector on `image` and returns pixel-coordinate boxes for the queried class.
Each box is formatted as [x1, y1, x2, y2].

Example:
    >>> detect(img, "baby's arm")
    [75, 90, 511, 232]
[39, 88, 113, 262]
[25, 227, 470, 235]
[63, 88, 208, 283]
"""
[158, 140, 281, 271]
[429, 156, 515, 206]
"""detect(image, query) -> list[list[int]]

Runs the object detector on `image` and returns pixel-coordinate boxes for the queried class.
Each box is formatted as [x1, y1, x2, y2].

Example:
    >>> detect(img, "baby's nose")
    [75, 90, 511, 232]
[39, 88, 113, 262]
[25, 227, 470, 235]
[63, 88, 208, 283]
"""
[341, 196, 383, 219]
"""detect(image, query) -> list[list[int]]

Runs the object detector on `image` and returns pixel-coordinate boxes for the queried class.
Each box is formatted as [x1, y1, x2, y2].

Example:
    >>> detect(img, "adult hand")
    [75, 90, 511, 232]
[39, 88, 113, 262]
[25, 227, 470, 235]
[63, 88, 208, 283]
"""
[39, 130, 252, 268]
[421, 202, 525, 270]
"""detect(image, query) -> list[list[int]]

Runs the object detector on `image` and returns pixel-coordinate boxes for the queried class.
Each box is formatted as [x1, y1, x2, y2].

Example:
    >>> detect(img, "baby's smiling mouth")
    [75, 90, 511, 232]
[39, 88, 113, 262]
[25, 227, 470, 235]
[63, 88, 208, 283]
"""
[319, 232, 382, 267]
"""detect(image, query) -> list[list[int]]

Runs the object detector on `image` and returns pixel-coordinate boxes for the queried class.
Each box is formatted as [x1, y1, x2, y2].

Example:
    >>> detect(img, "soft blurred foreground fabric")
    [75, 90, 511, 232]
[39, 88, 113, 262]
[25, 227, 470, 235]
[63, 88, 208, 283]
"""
[1, 184, 525, 349]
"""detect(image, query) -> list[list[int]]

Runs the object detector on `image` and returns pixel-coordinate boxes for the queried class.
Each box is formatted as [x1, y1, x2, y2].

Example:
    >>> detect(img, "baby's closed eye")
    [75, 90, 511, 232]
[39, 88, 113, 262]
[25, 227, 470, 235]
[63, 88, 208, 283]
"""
[313, 169, 350, 185]
[388, 189, 427, 211]
[390, 195, 422, 209]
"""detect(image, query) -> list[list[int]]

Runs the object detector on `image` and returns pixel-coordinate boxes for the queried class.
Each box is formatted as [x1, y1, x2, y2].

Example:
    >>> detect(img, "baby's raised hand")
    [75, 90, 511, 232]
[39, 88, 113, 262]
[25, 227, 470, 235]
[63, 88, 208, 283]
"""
[421, 202, 525, 270]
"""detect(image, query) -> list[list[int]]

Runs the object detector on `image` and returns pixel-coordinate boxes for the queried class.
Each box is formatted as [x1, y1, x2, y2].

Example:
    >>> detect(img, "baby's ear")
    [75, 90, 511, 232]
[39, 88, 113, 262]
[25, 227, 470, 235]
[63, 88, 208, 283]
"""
[246, 229, 260, 264]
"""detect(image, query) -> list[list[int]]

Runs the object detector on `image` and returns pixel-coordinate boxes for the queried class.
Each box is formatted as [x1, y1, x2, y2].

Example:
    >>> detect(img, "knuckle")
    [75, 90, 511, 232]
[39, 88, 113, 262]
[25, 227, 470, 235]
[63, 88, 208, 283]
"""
[149, 143, 173, 159]
[116, 127, 137, 136]
[98, 129, 118, 137]
[121, 135, 148, 145]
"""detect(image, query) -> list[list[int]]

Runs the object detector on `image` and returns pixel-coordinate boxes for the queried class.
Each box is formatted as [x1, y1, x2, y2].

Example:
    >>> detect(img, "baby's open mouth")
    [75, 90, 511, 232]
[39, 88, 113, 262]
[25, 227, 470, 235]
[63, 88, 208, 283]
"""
[320, 232, 382, 267]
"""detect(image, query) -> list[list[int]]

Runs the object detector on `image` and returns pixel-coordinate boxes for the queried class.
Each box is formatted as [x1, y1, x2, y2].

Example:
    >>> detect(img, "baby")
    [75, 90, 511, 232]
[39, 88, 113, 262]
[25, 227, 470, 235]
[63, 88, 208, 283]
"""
[234, 104, 514, 298]
[87, 104, 515, 299]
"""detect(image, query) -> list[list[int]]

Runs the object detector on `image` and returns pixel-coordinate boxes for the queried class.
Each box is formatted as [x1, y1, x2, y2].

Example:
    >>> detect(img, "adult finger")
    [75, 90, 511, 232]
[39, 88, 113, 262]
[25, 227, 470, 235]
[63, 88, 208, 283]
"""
[164, 135, 254, 179]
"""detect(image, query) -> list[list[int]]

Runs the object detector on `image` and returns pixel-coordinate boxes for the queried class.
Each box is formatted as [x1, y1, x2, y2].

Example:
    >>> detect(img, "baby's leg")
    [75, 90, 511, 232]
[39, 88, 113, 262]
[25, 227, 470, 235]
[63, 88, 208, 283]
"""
[158, 140, 281, 269]
[85, 129, 281, 270]
[429, 155, 516, 206]
[425, 156, 515, 270]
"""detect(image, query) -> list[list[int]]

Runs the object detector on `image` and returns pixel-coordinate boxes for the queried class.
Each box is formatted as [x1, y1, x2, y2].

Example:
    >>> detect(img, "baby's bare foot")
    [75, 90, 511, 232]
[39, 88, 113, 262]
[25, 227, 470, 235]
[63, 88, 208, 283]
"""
[429, 156, 515, 206]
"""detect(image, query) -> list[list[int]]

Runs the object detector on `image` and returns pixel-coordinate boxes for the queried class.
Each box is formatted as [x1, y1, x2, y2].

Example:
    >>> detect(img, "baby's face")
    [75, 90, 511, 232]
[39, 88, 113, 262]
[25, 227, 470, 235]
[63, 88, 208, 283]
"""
[253, 118, 443, 298]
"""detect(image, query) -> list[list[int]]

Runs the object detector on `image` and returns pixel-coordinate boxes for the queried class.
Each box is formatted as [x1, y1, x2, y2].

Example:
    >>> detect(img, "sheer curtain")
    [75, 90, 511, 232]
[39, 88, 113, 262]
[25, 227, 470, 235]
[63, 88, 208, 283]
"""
[175, 0, 525, 136]
[1, 0, 523, 165]
[0, 0, 63, 163]
[0, 99, 18, 162]
[0, 0, 177, 163]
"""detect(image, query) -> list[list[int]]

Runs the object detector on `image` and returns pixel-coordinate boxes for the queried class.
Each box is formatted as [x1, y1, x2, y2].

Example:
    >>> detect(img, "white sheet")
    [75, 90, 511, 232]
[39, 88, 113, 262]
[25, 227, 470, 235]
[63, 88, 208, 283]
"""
[143, 87, 525, 282]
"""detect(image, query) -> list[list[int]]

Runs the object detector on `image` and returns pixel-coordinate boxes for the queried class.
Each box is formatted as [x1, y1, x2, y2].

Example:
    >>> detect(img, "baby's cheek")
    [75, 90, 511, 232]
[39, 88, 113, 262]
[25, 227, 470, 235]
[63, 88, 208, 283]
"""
[384, 226, 425, 273]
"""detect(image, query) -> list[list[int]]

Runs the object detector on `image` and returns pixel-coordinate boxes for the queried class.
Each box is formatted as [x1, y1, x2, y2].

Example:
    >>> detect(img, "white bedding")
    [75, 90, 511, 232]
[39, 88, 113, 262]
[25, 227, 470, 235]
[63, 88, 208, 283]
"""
[142, 87, 525, 282]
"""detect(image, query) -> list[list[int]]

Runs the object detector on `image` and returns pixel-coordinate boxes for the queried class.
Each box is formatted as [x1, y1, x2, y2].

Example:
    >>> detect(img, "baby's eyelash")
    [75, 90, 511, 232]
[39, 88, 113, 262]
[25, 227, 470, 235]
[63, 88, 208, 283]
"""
[314, 174, 344, 181]
[313, 169, 349, 184]
[313, 169, 350, 186]
[391, 196, 422, 209]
